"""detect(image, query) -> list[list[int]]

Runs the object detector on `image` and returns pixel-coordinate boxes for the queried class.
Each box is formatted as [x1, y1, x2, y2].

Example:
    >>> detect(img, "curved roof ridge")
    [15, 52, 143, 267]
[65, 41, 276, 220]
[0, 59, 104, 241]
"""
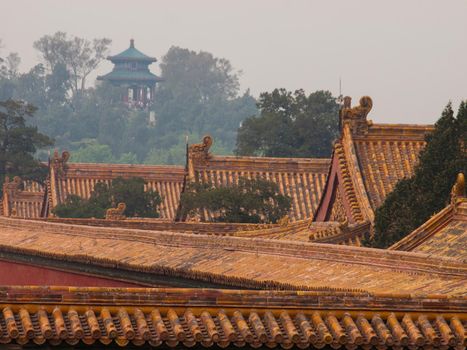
[108, 39, 157, 62]
[0, 217, 465, 294]
[1, 217, 464, 275]
[65, 162, 185, 172]
[390, 195, 466, 261]
[209, 155, 331, 163]
[341, 124, 375, 222]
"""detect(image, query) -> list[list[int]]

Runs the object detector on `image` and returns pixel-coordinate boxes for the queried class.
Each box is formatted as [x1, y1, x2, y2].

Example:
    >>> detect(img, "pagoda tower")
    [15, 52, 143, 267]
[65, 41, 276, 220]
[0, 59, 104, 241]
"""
[97, 39, 162, 108]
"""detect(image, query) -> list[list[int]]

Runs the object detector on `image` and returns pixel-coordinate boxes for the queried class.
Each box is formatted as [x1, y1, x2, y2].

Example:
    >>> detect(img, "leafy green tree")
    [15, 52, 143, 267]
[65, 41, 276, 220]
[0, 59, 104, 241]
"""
[0, 46, 22, 100]
[52, 194, 104, 218]
[1, 52, 21, 79]
[53, 177, 161, 218]
[369, 102, 467, 248]
[0, 99, 53, 192]
[33, 32, 111, 98]
[111, 177, 161, 217]
[2, 40, 257, 165]
[115, 152, 138, 164]
[70, 141, 114, 163]
[152, 46, 257, 159]
[180, 177, 291, 223]
[236, 89, 339, 158]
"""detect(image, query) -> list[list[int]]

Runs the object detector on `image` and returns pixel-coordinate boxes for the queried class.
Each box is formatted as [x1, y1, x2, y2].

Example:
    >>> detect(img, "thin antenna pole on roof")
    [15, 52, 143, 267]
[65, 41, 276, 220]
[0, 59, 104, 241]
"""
[337, 76, 343, 105]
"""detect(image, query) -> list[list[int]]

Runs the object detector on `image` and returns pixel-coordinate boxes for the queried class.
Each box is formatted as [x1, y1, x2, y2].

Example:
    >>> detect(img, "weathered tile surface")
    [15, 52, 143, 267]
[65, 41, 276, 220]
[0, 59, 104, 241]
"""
[0, 217, 465, 295]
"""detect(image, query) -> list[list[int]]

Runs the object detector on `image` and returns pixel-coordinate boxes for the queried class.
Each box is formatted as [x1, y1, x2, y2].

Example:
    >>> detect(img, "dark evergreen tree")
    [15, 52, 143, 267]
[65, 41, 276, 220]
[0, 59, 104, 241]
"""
[111, 177, 161, 218]
[370, 102, 467, 248]
[235, 89, 339, 158]
[0, 99, 53, 193]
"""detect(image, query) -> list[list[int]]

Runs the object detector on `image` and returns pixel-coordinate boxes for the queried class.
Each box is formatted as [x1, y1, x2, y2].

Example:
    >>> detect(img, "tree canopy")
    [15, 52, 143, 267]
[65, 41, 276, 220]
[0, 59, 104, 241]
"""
[53, 177, 162, 219]
[33, 32, 111, 98]
[0, 99, 53, 192]
[369, 101, 467, 248]
[235, 89, 339, 158]
[180, 177, 291, 223]
[151, 46, 257, 164]
[0, 37, 257, 165]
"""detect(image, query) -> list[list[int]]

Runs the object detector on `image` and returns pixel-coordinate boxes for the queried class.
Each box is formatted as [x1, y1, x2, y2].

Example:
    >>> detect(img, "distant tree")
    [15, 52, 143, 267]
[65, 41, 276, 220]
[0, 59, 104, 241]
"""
[236, 89, 339, 158]
[53, 177, 161, 218]
[70, 141, 114, 163]
[33, 32, 111, 97]
[0, 99, 53, 193]
[1, 42, 257, 165]
[1, 52, 21, 79]
[369, 102, 467, 248]
[0, 45, 21, 100]
[180, 177, 291, 223]
[153, 46, 257, 158]
[115, 152, 138, 164]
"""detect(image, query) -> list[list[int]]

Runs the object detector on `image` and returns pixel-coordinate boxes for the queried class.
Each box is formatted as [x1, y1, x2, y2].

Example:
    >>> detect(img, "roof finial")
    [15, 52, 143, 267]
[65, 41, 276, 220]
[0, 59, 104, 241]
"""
[130, 39, 134, 48]
[452, 173, 465, 197]
[451, 173, 465, 211]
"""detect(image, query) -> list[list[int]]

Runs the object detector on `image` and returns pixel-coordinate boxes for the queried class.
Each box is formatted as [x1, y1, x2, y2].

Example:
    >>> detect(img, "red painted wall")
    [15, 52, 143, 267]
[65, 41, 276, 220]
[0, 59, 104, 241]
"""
[0, 259, 144, 287]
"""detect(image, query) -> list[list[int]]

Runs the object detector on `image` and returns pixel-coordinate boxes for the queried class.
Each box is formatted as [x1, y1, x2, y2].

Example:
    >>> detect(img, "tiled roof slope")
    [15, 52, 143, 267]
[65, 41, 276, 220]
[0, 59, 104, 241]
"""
[353, 124, 431, 210]
[36, 217, 366, 246]
[231, 220, 370, 246]
[108, 39, 157, 62]
[314, 96, 433, 225]
[2, 178, 44, 218]
[390, 174, 467, 260]
[185, 136, 330, 222]
[48, 152, 185, 220]
[0, 286, 465, 349]
[37, 217, 278, 236]
[0, 217, 465, 295]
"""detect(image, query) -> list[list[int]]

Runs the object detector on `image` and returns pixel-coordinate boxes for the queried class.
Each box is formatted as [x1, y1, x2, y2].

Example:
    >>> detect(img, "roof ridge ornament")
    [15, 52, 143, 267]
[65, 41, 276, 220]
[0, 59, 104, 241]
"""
[3, 176, 22, 194]
[106, 202, 127, 220]
[188, 135, 213, 167]
[340, 96, 373, 136]
[52, 150, 70, 177]
[450, 173, 465, 207]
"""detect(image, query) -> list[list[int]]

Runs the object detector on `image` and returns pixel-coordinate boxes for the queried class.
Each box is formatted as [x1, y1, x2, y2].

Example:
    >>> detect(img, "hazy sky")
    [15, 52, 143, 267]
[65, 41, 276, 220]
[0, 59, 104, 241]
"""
[1, 0, 466, 124]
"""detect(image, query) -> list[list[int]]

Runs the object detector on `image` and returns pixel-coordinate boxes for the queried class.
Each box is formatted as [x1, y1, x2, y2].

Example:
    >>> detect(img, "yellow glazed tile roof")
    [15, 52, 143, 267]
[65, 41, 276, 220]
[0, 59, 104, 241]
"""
[186, 137, 330, 222]
[0, 217, 465, 295]
[49, 161, 185, 220]
[391, 192, 467, 261]
[0, 286, 465, 349]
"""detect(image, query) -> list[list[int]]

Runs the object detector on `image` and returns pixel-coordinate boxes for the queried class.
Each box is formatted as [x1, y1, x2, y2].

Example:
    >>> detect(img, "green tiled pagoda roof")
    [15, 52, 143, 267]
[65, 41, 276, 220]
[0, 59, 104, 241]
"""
[97, 69, 162, 83]
[108, 39, 157, 62]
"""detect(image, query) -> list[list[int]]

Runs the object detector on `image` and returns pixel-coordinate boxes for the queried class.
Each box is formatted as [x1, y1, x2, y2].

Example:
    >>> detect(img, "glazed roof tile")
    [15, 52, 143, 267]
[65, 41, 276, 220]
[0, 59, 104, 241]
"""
[0, 217, 465, 295]
[314, 97, 434, 225]
[49, 162, 185, 220]
[0, 286, 465, 349]
[230, 220, 369, 246]
[98, 69, 162, 82]
[390, 198, 467, 261]
[38, 217, 366, 246]
[108, 40, 157, 62]
[353, 124, 431, 210]
[187, 141, 331, 222]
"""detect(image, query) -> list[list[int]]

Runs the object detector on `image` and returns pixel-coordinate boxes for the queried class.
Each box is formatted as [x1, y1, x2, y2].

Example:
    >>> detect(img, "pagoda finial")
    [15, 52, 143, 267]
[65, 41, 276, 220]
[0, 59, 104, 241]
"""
[130, 39, 134, 48]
